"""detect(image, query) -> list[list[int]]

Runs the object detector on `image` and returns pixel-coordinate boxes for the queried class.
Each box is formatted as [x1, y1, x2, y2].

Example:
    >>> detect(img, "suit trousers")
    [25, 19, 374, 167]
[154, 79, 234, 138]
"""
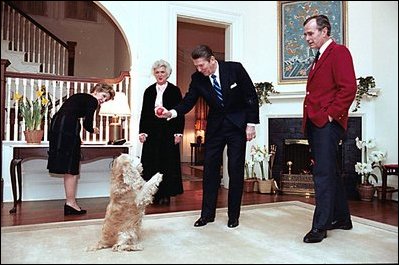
[201, 118, 246, 220]
[306, 120, 351, 230]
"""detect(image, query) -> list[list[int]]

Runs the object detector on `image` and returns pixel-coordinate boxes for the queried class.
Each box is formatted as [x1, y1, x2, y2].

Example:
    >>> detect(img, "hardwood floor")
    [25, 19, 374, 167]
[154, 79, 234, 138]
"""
[1, 163, 397, 227]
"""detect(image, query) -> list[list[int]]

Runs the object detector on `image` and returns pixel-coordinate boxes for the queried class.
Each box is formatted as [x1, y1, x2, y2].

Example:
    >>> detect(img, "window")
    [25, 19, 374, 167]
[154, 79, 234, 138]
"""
[10, 1, 47, 16]
[65, 1, 97, 22]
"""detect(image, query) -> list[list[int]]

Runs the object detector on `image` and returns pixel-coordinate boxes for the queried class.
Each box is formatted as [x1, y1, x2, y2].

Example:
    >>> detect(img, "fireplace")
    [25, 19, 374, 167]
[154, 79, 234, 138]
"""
[268, 117, 362, 199]
[283, 139, 312, 174]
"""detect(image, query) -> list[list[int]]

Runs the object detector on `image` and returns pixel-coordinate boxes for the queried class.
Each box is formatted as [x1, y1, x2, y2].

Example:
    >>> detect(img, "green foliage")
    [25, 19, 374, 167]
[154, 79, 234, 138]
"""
[254, 82, 279, 107]
[14, 86, 50, 131]
[352, 76, 378, 112]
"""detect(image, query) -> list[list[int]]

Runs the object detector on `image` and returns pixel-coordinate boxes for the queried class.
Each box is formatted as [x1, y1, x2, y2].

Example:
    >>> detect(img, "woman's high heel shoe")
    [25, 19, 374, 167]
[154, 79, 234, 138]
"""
[64, 204, 87, 216]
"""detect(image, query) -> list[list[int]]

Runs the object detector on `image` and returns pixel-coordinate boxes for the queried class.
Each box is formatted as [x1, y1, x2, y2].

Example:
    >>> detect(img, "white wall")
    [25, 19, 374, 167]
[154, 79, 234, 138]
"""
[2, 1, 397, 202]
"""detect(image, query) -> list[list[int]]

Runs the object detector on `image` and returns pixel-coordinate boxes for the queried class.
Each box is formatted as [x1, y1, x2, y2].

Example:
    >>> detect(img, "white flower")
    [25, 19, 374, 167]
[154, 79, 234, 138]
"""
[355, 137, 386, 185]
[368, 151, 386, 163]
[355, 162, 372, 175]
[246, 160, 255, 168]
[245, 145, 271, 180]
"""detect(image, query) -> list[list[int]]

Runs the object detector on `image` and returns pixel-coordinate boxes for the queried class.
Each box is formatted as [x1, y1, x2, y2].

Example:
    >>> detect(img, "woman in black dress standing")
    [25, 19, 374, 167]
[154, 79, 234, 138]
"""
[139, 60, 185, 205]
[47, 83, 115, 215]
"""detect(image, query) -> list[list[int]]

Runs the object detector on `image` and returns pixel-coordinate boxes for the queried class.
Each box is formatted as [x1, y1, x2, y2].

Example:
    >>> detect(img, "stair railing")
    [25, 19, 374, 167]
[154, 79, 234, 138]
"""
[1, 1, 76, 76]
[1, 60, 131, 144]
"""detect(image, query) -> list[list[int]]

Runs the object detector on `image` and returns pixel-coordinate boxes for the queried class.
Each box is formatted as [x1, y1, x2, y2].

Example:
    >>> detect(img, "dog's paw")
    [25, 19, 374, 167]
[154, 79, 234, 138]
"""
[152, 173, 163, 185]
[86, 242, 107, 252]
[112, 243, 143, 252]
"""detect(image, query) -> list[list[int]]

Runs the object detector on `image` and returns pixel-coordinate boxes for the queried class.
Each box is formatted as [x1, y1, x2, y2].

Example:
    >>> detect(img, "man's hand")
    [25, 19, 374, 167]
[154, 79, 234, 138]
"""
[154, 106, 172, 119]
[246, 125, 256, 141]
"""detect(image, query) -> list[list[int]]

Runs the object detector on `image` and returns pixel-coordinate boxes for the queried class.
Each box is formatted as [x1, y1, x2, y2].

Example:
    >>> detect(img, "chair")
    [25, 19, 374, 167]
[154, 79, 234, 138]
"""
[381, 164, 398, 201]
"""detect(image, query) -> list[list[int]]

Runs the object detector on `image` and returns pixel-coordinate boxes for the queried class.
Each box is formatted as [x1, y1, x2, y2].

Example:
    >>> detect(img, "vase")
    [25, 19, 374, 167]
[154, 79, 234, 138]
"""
[243, 178, 257, 193]
[358, 183, 375, 201]
[24, 130, 44, 144]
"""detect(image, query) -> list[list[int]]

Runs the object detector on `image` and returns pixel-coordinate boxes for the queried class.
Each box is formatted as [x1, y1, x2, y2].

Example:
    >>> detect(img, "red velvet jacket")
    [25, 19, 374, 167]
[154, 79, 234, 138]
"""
[302, 41, 357, 132]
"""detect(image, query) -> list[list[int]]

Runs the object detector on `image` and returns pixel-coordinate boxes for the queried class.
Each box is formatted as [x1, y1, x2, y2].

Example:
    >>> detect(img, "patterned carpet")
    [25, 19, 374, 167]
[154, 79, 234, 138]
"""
[2, 201, 397, 264]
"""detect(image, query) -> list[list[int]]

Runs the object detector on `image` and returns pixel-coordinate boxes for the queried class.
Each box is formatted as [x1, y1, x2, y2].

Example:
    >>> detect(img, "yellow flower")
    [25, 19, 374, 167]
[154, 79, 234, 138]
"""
[14, 86, 50, 131]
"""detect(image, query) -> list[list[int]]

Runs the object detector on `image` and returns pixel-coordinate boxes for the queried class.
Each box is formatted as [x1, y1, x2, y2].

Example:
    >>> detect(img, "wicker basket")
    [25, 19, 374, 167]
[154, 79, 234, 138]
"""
[376, 186, 396, 200]
[358, 184, 375, 201]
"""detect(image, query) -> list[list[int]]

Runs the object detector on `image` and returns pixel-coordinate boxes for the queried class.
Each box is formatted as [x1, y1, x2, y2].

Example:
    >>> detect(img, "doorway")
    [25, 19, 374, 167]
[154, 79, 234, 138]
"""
[177, 20, 225, 163]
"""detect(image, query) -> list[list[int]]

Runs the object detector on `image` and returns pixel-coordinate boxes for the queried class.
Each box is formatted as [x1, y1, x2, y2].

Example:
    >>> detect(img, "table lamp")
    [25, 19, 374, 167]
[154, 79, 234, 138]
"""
[99, 92, 131, 143]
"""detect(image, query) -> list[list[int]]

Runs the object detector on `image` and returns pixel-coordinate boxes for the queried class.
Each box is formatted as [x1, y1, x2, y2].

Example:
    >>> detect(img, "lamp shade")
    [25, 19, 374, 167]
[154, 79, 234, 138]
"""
[99, 92, 131, 117]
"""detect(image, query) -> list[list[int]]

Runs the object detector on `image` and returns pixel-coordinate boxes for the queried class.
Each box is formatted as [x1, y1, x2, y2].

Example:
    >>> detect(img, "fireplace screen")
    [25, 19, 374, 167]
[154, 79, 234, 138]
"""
[283, 139, 312, 174]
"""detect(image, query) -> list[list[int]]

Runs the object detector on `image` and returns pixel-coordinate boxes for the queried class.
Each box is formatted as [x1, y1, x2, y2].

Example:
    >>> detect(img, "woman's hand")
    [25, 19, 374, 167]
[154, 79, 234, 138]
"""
[93, 127, 100, 134]
[139, 133, 147, 143]
[174, 135, 182, 144]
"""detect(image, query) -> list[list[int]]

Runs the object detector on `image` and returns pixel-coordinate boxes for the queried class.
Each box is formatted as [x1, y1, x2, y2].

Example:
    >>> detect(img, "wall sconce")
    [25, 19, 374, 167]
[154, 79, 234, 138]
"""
[99, 92, 131, 143]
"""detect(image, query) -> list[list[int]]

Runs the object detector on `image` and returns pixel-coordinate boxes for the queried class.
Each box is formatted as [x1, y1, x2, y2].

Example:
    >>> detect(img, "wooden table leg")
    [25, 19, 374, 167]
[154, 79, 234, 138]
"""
[9, 158, 22, 214]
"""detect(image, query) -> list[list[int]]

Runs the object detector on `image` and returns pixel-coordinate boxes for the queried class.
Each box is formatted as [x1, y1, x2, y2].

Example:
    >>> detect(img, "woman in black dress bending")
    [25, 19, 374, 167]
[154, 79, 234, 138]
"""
[47, 83, 115, 215]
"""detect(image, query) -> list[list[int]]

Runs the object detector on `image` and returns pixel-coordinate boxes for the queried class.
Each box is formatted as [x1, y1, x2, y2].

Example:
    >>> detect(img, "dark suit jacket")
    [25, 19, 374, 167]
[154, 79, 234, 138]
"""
[175, 61, 259, 138]
[303, 41, 357, 132]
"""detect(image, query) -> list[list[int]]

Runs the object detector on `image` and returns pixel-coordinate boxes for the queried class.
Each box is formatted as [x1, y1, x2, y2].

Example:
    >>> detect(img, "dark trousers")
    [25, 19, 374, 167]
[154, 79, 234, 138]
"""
[201, 119, 246, 220]
[306, 120, 351, 229]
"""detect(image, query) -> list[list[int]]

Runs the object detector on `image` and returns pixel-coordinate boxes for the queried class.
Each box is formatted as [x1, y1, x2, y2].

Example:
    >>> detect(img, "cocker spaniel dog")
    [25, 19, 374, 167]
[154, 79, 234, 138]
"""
[88, 153, 162, 252]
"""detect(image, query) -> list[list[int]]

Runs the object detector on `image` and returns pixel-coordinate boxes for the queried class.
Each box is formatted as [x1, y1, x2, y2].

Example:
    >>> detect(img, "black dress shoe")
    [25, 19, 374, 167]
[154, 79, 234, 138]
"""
[227, 219, 239, 228]
[303, 228, 327, 243]
[328, 219, 353, 230]
[194, 217, 215, 227]
[64, 204, 87, 216]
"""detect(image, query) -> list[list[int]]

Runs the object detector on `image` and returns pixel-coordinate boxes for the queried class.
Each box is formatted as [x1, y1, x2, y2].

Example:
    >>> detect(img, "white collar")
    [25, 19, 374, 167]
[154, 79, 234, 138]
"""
[319, 39, 333, 57]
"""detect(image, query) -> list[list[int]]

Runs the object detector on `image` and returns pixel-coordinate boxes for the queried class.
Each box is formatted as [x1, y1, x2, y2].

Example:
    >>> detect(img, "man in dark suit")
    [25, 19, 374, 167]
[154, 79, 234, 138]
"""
[302, 15, 357, 243]
[156, 44, 259, 228]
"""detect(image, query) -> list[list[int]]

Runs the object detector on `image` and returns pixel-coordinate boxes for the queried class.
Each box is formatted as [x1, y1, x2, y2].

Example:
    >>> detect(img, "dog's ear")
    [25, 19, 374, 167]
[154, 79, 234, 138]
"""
[112, 154, 131, 176]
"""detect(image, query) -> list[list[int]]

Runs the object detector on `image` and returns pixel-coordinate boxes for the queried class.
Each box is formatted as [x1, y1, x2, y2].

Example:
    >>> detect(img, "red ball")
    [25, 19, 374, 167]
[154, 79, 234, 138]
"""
[156, 108, 164, 115]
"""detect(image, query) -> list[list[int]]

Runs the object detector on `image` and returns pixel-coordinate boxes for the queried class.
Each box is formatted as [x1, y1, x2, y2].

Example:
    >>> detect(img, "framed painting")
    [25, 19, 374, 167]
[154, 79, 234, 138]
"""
[278, 1, 347, 84]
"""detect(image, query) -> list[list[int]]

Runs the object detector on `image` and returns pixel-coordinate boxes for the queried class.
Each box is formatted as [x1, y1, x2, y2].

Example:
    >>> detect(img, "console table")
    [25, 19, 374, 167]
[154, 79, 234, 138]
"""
[190, 143, 205, 165]
[8, 144, 130, 214]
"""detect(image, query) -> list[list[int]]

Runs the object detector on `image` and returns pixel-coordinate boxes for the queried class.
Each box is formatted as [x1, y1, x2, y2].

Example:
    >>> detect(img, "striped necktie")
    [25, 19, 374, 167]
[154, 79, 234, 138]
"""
[211, 74, 223, 106]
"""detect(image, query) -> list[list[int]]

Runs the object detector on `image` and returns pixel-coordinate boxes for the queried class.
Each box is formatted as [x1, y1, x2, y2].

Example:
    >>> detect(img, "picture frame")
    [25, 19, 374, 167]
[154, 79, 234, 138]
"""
[278, 1, 347, 84]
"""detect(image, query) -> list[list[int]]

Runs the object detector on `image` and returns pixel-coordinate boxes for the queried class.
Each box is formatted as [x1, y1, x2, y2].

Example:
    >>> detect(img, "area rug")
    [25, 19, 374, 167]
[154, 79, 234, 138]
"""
[1, 201, 397, 264]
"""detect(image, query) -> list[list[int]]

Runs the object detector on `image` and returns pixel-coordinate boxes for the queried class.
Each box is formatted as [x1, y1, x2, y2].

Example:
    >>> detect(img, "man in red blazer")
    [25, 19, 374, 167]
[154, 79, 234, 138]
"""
[302, 15, 357, 243]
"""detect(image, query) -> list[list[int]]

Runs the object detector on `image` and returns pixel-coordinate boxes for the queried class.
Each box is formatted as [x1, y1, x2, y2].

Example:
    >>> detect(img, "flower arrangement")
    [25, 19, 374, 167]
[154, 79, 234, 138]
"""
[247, 144, 271, 180]
[13, 85, 50, 131]
[245, 159, 255, 179]
[253, 82, 280, 107]
[352, 76, 378, 112]
[354, 137, 386, 185]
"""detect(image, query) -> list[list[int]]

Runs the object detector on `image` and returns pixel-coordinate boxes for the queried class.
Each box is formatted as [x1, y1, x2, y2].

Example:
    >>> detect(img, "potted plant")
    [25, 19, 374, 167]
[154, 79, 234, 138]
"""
[248, 144, 274, 194]
[352, 76, 378, 112]
[13, 85, 50, 143]
[355, 137, 387, 201]
[244, 159, 257, 192]
[254, 81, 279, 107]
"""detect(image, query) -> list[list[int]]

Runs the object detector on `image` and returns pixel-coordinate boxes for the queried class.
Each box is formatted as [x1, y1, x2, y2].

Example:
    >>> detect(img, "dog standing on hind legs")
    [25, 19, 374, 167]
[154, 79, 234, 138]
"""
[87, 153, 162, 252]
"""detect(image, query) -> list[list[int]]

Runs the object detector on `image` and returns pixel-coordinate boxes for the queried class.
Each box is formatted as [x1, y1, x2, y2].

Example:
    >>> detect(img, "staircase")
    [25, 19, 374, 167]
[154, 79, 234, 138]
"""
[1, 40, 41, 73]
[1, 1, 75, 76]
